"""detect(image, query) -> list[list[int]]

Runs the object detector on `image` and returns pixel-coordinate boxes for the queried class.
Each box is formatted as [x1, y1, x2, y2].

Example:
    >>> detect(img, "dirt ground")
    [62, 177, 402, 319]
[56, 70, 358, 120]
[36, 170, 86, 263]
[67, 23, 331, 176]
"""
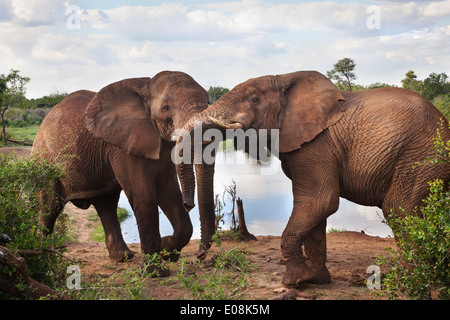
[2, 146, 396, 300]
[0, 146, 34, 158]
[64, 203, 395, 300]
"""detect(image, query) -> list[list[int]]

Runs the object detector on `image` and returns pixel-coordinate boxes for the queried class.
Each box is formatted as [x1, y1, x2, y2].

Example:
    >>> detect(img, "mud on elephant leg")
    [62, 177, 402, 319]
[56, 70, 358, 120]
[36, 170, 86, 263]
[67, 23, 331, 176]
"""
[93, 192, 134, 262]
[281, 209, 317, 287]
[303, 220, 331, 284]
[281, 193, 338, 287]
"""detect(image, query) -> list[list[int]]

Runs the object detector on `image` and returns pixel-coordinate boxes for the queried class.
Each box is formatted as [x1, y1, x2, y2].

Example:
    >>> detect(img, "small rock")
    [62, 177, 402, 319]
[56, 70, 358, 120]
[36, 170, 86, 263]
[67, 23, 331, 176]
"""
[273, 287, 287, 294]
[297, 292, 317, 300]
[272, 289, 298, 300]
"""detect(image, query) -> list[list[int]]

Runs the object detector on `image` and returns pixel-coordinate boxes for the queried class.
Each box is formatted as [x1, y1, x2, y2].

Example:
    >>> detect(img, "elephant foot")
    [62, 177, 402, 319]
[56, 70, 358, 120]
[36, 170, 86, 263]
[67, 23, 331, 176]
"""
[146, 263, 170, 278]
[282, 259, 330, 287]
[196, 247, 207, 260]
[108, 247, 135, 263]
[309, 266, 331, 284]
[196, 240, 212, 260]
[160, 236, 181, 262]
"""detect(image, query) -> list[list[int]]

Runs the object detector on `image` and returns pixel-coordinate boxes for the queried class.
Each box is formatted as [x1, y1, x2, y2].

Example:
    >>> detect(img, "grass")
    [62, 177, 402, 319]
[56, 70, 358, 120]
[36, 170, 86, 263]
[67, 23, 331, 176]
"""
[327, 227, 348, 233]
[4, 126, 39, 145]
[90, 208, 131, 242]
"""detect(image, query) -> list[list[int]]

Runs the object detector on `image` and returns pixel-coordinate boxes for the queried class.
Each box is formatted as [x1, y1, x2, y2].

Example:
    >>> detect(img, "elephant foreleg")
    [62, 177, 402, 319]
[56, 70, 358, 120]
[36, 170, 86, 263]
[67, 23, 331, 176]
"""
[303, 220, 331, 284]
[280, 152, 339, 286]
[157, 166, 193, 262]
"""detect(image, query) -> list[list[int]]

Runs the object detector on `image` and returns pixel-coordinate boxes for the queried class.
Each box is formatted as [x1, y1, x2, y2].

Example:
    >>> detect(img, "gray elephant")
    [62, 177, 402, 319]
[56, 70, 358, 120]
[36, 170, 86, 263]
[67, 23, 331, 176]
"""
[181, 70, 450, 286]
[32, 71, 216, 276]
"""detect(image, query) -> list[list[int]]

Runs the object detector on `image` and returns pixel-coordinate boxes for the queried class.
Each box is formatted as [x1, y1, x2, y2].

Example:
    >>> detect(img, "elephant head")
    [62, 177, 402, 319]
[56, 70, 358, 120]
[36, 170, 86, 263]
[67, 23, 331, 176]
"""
[83, 71, 215, 256]
[184, 71, 345, 154]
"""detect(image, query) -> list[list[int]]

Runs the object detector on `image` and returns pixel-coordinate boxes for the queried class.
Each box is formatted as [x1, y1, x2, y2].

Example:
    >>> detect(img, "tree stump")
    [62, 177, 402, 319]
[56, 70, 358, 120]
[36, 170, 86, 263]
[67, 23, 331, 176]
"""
[236, 197, 257, 241]
[0, 245, 68, 300]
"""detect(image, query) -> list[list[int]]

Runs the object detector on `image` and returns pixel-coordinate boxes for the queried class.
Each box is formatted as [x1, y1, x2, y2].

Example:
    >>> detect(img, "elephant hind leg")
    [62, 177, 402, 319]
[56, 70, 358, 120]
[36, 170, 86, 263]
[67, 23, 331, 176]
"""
[92, 192, 134, 262]
[382, 163, 444, 218]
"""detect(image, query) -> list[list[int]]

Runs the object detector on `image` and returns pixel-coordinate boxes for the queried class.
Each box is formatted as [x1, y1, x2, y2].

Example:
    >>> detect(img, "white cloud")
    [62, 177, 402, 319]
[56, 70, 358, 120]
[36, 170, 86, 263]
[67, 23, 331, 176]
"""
[9, 0, 66, 26]
[0, 0, 448, 97]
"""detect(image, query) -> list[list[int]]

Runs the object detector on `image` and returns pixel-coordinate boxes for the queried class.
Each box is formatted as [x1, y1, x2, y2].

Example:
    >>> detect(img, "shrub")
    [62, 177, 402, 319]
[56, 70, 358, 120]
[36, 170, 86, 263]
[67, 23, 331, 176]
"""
[177, 235, 254, 300]
[0, 153, 68, 290]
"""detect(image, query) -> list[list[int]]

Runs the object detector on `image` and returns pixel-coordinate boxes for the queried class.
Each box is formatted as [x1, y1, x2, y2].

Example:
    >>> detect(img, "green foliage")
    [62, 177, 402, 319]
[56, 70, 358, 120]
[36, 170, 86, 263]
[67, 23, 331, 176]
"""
[0, 154, 68, 289]
[433, 94, 450, 120]
[7, 126, 39, 143]
[177, 235, 254, 300]
[27, 93, 67, 110]
[207, 86, 229, 104]
[70, 263, 153, 300]
[401, 70, 450, 105]
[378, 124, 450, 299]
[401, 70, 422, 93]
[327, 57, 357, 91]
[4, 92, 66, 128]
[327, 227, 348, 233]
[1, 69, 30, 145]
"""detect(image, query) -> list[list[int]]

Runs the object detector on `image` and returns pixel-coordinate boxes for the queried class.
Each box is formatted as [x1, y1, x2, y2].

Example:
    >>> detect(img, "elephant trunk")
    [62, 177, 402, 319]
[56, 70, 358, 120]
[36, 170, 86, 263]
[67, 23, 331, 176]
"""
[173, 106, 219, 259]
[195, 158, 216, 260]
[175, 159, 196, 212]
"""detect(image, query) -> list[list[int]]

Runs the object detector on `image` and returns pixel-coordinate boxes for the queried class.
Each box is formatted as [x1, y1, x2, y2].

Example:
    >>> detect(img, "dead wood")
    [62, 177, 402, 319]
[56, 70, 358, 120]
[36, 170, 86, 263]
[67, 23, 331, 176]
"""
[0, 245, 69, 300]
[236, 197, 257, 241]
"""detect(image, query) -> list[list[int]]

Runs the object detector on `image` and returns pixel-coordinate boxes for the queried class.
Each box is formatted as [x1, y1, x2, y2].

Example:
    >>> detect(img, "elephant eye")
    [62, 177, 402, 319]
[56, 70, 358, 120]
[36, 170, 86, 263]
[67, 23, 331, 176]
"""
[250, 96, 260, 104]
[162, 105, 170, 112]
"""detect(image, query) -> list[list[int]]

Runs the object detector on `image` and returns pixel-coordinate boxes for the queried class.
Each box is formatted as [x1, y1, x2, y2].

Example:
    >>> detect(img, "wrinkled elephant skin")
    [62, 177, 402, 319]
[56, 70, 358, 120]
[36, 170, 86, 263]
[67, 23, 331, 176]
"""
[186, 70, 450, 286]
[32, 71, 215, 276]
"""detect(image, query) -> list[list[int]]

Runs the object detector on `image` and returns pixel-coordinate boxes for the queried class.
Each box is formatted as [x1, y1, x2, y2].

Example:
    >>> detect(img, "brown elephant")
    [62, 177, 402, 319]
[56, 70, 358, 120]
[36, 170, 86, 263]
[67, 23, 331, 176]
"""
[181, 70, 450, 286]
[32, 71, 215, 276]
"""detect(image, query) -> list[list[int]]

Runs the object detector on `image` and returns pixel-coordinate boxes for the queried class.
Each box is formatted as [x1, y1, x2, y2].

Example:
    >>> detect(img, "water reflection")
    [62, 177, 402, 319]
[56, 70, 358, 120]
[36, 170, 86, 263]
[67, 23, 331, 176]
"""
[119, 150, 392, 243]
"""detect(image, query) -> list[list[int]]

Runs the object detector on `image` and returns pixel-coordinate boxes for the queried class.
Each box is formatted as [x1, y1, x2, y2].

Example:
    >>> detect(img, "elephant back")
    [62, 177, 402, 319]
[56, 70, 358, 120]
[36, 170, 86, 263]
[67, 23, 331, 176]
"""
[32, 90, 97, 157]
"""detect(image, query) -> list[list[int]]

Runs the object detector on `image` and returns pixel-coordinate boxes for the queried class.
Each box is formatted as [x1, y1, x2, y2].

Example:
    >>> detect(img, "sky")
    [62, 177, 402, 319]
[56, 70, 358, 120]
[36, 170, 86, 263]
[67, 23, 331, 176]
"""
[0, 0, 449, 98]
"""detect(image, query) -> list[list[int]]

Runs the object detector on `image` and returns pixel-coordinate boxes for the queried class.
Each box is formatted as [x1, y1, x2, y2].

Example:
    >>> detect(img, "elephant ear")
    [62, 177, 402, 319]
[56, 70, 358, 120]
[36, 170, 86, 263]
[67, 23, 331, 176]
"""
[84, 77, 161, 159]
[277, 71, 345, 153]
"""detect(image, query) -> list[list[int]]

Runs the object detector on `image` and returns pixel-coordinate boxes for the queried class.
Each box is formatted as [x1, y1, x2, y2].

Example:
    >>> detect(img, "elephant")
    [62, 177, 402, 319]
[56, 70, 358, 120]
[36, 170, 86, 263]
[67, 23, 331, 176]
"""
[32, 71, 216, 276]
[181, 70, 450, 286]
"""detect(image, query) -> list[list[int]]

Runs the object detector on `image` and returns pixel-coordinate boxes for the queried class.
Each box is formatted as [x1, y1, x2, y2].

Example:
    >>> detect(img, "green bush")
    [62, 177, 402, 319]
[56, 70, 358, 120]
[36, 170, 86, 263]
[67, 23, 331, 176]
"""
[0, 153, 68, 290]
[378, 123, 450, 299]
[177, 235, 254, 300]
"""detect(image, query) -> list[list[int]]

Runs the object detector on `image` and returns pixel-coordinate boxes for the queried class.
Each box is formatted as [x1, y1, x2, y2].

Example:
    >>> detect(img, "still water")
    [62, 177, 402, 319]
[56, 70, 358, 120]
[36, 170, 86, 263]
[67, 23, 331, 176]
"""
[119, 150, 392, 243]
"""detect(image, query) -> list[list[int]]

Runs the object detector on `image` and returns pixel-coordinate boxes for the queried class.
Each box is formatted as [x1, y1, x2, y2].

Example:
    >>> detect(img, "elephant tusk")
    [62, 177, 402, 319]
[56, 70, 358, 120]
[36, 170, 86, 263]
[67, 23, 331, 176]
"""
[208, 116, 243, 129]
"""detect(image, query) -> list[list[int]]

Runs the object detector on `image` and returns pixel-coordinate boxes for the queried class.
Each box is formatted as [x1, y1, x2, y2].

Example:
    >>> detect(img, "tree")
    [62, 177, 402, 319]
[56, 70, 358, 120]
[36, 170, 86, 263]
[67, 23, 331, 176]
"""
[422, 72, 449, 101]
[0, 69, 30, 146]
[401, 70, 423, 94]
[327, 58, 357, 91]
[207, 86, 229, 104]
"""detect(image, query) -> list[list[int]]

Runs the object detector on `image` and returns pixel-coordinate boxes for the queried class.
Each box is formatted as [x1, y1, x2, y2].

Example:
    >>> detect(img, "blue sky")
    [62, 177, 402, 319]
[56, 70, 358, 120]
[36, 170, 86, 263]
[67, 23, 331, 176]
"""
[0, 0, 449, 98]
